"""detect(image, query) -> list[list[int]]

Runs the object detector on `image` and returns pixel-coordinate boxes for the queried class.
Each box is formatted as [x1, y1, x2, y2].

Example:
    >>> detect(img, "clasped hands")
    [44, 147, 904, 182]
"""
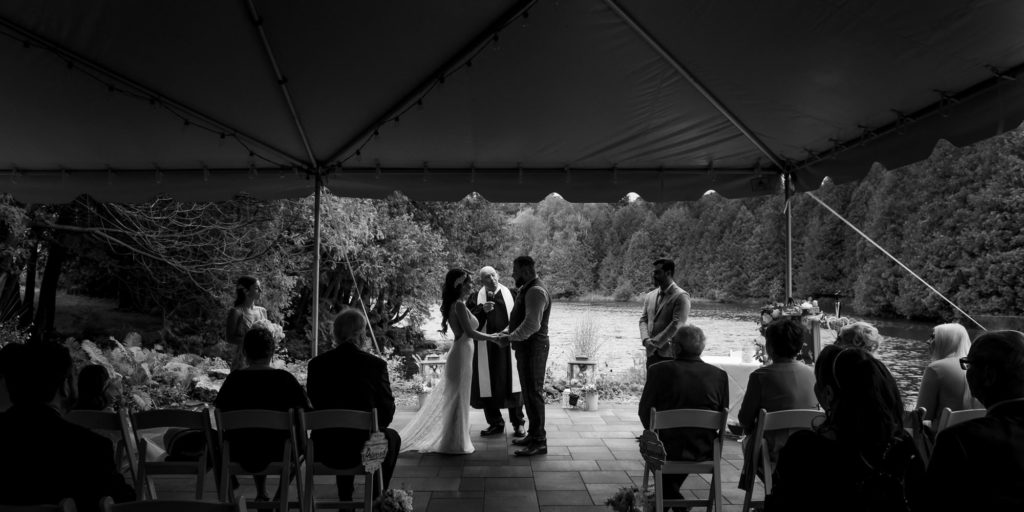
[490, 330, 511, 347]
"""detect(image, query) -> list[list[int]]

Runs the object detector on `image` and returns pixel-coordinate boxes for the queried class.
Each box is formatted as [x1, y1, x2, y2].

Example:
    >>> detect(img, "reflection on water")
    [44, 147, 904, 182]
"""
[424, 300, 936, 408]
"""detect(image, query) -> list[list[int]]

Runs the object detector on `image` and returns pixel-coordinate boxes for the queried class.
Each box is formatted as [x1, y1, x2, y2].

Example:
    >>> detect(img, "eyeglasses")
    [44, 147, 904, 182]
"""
[959, 357, 974, 371]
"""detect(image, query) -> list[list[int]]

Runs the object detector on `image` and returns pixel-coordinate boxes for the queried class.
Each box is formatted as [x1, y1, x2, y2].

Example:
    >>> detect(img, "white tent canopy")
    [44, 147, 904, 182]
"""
[2, 0, 1023, 204]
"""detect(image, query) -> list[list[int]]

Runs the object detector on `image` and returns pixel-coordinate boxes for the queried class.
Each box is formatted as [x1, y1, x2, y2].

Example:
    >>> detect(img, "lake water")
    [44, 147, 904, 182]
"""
[423, 300, 934, 408]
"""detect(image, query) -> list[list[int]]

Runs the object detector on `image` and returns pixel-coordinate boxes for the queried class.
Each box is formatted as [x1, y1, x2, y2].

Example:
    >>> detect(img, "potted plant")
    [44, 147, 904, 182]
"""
[374, 488, 413, 512]
[605, 485, 648, 512]
[410, 374, 430, 410]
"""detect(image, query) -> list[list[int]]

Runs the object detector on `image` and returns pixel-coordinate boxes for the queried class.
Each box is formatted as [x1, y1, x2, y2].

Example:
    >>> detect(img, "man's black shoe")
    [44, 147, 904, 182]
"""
[511, 435, 535, 446]
[514, 443, 548, 456]
[480, 424, 504, 437]
[513, 425, 526, 438]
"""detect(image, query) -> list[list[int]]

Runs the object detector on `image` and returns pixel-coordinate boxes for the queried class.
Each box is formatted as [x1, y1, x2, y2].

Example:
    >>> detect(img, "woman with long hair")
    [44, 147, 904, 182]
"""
[767, 346, 925, 511]
[225, 276, 268, 370]
[916, 323, 981, 421]
[399, 268, 503, 454]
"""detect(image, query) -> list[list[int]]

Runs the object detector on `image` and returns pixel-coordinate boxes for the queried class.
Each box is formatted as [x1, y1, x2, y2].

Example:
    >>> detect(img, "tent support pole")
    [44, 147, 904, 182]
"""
[785, 172, 793, 303]
[311, 172, 323, 357]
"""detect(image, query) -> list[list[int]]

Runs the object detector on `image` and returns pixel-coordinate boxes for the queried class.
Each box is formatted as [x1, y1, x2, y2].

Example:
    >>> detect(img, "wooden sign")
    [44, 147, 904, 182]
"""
[361, 432, 388, 473]
[638, 430, 666, 470]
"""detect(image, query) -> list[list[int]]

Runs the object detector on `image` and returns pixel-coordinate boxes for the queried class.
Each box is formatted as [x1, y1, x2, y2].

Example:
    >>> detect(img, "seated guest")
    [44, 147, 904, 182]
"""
[923, 330, 1024, 510]
[916, 323, 981, 421]
[307, 309, 400, 501]
[638, 325, 728, 503]
[737, 318, 818, 490]
[0, 342, 17, 412]
[214, 327, 310, 502]
[73, 364, 118, 412]
[767, 346, 924, 512]
[835, 321, 884, 353]
[0, 342, 134, 511]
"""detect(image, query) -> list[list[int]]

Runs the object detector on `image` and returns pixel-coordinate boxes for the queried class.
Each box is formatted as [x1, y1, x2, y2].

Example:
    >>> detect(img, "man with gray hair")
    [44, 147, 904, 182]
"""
[466, 266, 525, 437]
[307, 309, 401, 502]
[638, 325, 728, 504]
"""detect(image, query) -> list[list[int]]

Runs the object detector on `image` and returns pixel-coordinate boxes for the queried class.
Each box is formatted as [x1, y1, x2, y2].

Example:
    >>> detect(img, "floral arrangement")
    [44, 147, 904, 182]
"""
[605, 485, 648, 512]
[409, 373, 430, 394]
[374, 488, 413, 512]
[251, 318, 286, 342]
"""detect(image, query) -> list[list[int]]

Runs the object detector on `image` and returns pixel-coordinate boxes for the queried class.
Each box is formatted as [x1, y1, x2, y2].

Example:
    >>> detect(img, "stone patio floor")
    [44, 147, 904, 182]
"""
[150, 403, 765, 511]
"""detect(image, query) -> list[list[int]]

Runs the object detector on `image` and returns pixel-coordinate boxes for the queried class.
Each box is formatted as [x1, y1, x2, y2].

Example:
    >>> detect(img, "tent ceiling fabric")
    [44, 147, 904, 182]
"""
[1, 0, 1023, 203]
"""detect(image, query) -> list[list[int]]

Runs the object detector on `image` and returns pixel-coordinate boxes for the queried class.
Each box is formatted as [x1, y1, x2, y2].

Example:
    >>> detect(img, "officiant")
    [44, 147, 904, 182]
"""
[467, 266, 526, 437]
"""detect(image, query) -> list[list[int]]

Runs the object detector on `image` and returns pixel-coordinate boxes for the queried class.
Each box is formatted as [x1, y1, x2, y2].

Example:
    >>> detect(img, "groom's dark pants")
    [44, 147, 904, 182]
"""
[515, 339, 549, 441]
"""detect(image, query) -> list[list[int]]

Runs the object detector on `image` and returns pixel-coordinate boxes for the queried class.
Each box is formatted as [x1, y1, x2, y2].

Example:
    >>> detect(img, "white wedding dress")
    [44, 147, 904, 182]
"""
[399, 305, 475, 454]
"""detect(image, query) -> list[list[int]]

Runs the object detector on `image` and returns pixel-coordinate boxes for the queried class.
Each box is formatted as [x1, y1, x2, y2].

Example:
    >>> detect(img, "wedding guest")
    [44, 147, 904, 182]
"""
[922, 330, 1024, 510]
[835, 321, 883, 353]
[73, 364, 118, 412]
[737, 318, 817, 490]
[766, 346, 924, 512]
[639, 258, 691, 367]
[215, 327, 310, 502]
[307, 309, 401, 501]
[915, 323, 981, 421]
[225, 275, 268, 370]
[639, 325, 728, 503]
[0, 342, 134, 512]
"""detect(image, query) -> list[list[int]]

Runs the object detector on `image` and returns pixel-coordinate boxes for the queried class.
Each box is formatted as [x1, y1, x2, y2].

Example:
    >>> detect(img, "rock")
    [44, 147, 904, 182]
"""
[207, 368, 230, 380]
[192, 374, 222, 402]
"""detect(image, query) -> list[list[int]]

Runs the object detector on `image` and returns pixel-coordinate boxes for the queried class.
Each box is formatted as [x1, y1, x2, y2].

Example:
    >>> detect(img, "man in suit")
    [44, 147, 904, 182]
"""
[466, 266, 525, 437]
[307, 309, 401, 502]
[0, 342, 134, 512]
[639, 258, 691, 367]
[639, 325, 728, 502]
[496, 255, 552, 456]
[923, 330, 1024, 510]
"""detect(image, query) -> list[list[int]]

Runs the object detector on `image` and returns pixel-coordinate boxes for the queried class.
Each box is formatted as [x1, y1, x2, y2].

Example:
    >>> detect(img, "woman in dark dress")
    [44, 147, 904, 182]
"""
[215, 327, 309, 502]
[766, 346, 925, 512]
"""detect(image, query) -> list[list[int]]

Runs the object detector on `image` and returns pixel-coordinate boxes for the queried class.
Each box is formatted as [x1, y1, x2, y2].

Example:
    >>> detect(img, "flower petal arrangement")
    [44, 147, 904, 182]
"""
[374, 488, 414, 512]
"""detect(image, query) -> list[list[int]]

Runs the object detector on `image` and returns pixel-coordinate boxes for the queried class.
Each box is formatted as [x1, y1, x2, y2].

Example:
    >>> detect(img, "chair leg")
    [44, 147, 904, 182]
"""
[364, 471, 374, 512]
[196, 455, 206, 500]
[655, 470, 663, 512]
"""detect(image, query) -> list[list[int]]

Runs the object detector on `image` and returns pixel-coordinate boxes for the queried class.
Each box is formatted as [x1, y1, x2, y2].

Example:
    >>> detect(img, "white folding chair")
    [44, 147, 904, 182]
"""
[215, 409, 302, 512]
[132, 408, 215, 500]
[643, 408, 728, 512]
[299, 409, 383, 512]
[0, 498, 76, 512]
[101, 497, 245, 512]
[64, 409, 139, 485]
[935, 407, 986, 433]
[740, 408, 823, 511]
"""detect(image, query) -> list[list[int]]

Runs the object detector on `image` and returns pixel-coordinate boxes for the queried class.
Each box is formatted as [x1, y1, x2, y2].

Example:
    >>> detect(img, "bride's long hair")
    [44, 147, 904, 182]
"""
[440, 268, 471, 334]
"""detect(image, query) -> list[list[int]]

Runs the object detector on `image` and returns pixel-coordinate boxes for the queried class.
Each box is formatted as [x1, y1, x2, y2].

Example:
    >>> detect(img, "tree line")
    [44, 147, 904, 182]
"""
[1, 127, 1022, 350]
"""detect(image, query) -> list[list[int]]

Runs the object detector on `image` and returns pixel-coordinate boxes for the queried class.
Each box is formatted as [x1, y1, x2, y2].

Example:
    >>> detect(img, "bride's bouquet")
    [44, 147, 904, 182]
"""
[251, 318, 286, 342]
[374, 488, 414, 512]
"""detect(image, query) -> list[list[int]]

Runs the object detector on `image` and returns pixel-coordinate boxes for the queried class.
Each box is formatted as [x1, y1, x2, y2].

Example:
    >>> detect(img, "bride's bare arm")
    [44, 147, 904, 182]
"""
[453, 302, 498, 342]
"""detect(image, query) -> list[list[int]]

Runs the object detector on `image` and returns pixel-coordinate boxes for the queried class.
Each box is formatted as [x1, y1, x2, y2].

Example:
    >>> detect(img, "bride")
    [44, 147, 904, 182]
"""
[400, 268, 504, 454]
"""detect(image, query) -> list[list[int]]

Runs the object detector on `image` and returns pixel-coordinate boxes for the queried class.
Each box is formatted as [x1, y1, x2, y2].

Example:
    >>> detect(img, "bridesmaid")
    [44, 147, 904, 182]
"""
[225, 276, 268, 370]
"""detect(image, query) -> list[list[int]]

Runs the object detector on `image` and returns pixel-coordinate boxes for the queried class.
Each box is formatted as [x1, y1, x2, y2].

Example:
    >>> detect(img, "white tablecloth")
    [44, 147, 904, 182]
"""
[703, 355, 762, 425]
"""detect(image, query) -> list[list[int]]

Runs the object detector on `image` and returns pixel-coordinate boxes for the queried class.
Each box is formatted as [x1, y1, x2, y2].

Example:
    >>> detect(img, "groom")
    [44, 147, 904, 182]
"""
[496, 255, 551, 456]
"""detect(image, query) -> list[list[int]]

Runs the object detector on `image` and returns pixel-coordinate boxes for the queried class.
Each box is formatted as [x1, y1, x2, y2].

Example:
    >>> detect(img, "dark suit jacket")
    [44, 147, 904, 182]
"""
[638, 356, 728, 462]
[307, 343, 396, 467]
[0, 404, 134, 512]
[922, 398, 1024, 510]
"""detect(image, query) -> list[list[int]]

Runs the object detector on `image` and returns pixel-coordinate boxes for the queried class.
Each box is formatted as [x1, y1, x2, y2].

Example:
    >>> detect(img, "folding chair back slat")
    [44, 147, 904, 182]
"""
[646, 407, 728, 512]
[101, 497, 245, 512]
[300, 409, 381, 512]
[741, 408, 823, 511]
[217, 410, 295, 432]
[651, 408, 724, 431]
[0, 498, 76, 512]
[302, 409, 375, 431]
[132, 408, 214, 501]
[935, 407, 986, 432]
